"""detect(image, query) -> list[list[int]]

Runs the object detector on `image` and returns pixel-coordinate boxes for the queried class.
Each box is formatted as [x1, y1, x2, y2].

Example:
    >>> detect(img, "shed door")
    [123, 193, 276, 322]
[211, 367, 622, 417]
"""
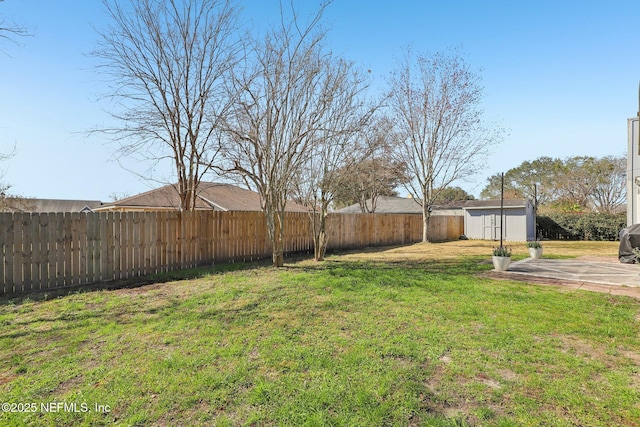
[483, 214, 494, 240]
[483, 212, 502, 240]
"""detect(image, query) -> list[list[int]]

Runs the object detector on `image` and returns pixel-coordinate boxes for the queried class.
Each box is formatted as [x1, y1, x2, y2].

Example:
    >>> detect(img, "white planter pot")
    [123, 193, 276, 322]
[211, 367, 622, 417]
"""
[528, 247, 543, 259]
[492, 256, 511, 271]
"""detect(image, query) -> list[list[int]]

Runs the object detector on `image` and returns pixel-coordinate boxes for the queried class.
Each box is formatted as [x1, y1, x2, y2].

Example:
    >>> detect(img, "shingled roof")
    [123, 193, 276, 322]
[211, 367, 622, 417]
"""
[463, 199, 530, 209]
[97, 182, 307, 212]
[336, 196, 465, 214]
[24, 199, 104, 213]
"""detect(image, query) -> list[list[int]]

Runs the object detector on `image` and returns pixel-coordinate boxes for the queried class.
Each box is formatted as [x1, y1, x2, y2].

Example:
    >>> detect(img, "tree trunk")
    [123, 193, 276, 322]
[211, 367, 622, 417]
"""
[312, 211, 329, 261]
[263, 202, 285, 268]
[314, 229, 328, 261]
[422, 203, 430, 242]
[273, 249, 284, 268]
[272, 209, 285, 267]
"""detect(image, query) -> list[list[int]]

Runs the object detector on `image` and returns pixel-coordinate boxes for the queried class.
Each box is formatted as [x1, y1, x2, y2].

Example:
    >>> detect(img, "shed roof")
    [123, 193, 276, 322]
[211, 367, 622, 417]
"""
[463, 199, 530, 210]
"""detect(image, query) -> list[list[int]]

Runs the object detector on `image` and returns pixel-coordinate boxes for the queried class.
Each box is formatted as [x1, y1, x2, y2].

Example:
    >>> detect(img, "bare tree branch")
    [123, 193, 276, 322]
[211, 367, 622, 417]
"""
[92, 0, 241, 210]
[291, 61, 380, 260]
[0, 0, 29, 47]
[330, 116, 410, 213]
[388, 47, 504, 241]
[222, 1, 339, 266]
[0, 144, 34, 212]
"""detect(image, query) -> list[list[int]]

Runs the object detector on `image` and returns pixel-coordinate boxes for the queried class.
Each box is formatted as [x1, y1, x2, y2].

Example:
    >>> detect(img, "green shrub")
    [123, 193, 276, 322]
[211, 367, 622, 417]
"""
[537, 212, 626, 241]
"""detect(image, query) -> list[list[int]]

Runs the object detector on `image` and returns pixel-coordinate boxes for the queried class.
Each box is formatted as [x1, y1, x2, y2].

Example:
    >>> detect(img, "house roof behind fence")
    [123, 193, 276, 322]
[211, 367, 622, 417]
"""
[25, 199, 104, 213]
[98, 182, 307, 212]
[336, 196, 465, 214]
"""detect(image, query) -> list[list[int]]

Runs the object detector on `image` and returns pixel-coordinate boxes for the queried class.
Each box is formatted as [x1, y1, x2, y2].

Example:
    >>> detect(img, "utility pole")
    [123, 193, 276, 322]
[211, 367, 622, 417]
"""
[534, 183, 538, 239]
[500, 172, 504, 248]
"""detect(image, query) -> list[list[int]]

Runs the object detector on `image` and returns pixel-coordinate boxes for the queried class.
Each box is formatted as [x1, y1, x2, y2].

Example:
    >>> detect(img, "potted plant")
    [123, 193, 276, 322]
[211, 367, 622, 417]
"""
[527, 241, 543, 259]
[492, 246, 512, 271]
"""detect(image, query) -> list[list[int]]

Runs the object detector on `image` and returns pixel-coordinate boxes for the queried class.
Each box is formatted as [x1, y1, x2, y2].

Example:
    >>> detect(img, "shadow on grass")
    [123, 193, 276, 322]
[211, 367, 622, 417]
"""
[1, 244, 488, 305]
[279, 252, 500, 297]
[0, 258, 275, 306]
[290, 253, 491, 276]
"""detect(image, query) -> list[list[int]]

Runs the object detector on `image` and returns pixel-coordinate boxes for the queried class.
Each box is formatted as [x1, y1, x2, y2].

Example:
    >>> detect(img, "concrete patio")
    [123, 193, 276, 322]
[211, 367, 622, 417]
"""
[488, 257, 640, 299]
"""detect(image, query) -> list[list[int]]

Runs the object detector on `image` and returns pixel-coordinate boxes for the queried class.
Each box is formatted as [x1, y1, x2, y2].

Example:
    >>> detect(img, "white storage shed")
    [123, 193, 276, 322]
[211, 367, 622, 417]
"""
[463, 199, 535, 241]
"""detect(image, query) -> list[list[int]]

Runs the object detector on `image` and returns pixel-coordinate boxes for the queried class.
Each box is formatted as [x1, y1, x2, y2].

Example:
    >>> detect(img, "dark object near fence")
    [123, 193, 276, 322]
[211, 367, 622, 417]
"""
[618, 224, 640, 264]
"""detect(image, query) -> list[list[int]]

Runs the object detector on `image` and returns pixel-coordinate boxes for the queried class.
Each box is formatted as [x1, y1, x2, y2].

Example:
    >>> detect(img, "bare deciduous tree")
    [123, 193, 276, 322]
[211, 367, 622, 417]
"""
[587, 156, 626, 213]
[223, 1, 342, 267]
[388, 48, 503, 241]
[556, 155, 626, 213]
[291, 63, 377, 261]
[1, 0, 28, 207]
[0, 146, 33, 212]
[94, 0, 241, 210]
[0, 149, 12, 212]
[0, 190, 34, 212]
[331, 117, 409, 213]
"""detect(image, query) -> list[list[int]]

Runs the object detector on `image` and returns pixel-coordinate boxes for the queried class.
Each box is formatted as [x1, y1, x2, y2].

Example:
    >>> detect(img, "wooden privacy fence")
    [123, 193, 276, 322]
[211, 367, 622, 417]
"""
[428, 215, 466, 242]
[0, 211, 462, 295]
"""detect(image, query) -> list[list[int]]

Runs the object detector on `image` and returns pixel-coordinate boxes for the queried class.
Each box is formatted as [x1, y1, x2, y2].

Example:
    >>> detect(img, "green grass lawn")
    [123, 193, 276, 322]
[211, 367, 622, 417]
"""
[1, 241, 639, 426]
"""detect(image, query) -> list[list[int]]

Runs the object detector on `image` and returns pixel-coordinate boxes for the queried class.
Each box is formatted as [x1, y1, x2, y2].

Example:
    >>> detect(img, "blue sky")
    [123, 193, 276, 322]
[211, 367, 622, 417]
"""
[0, 0, 638, 201]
